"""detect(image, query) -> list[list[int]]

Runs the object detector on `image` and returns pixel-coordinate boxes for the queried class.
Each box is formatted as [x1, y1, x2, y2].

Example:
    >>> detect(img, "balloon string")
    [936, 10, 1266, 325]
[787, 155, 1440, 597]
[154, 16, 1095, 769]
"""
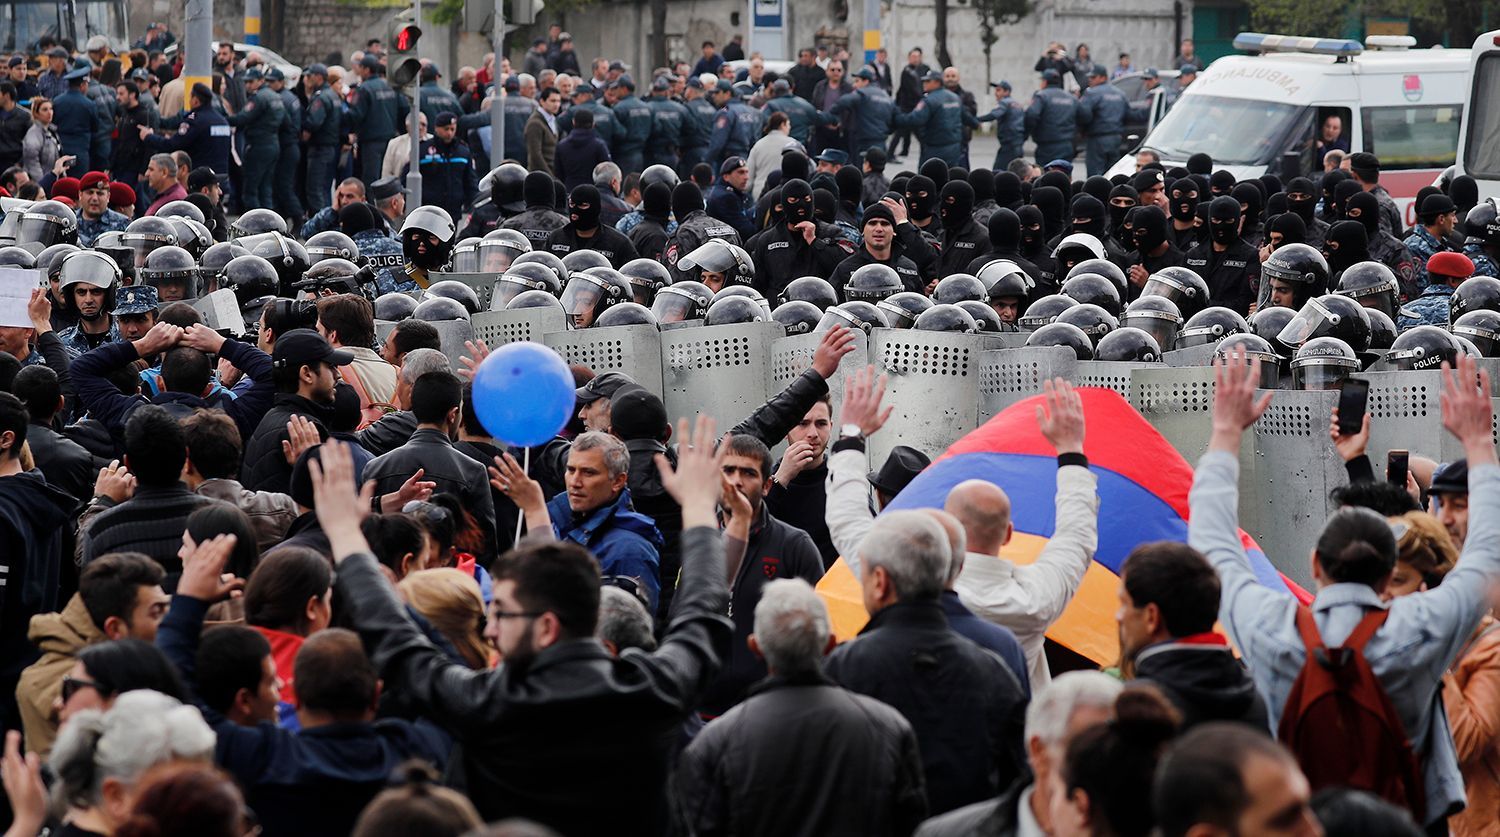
[514, 447, 530, 546]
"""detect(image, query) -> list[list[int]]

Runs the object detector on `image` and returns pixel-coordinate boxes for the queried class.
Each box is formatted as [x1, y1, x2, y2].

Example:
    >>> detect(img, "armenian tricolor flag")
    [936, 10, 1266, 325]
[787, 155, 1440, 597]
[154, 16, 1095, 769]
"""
[816, 387, 1311, 664]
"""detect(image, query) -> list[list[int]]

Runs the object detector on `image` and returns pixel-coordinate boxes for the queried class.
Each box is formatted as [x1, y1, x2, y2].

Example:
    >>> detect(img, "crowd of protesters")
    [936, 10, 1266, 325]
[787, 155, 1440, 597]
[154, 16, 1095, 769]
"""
[0, 19, 1494, 837]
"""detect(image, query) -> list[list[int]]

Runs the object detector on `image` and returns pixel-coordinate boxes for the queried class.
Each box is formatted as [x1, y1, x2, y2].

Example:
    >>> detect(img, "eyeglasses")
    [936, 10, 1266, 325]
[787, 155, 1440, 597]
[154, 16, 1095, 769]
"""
[61, 676, 100, 702]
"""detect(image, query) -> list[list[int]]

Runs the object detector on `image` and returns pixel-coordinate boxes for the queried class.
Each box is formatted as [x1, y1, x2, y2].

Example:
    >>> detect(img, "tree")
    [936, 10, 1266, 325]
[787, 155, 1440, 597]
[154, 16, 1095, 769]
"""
[650, 0, 668, 71]
[1245, 0, 1348, 38]
[967, 0, 1031, 89]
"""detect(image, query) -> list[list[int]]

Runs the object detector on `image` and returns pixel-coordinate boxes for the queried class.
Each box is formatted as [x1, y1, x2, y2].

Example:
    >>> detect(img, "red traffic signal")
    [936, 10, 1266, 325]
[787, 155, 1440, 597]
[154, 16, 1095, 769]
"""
[395, 25, 421, 53]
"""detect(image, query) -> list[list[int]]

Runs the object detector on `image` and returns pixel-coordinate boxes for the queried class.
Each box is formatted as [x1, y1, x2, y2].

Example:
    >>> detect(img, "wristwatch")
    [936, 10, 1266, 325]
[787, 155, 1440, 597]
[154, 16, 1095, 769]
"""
[839, 423, 863, 440]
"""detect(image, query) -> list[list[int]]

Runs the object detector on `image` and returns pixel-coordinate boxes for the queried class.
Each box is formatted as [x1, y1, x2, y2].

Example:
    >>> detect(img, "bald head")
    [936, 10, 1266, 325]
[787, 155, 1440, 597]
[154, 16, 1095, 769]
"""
[945, 479, 1013, 556]
[920, 508, 968, 585]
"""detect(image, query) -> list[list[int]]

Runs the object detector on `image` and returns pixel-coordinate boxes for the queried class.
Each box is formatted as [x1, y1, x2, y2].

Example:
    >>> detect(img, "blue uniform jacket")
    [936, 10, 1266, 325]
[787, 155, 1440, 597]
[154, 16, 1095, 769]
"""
[548, 487, 664, 610]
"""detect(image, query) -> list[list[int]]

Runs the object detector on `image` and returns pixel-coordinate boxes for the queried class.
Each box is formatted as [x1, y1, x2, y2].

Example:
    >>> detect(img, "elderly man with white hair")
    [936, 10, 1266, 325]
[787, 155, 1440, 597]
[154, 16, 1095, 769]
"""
[915, 670, 1124, 836]
[672, 578, 927, 836]
[825, 510, 1029, 817]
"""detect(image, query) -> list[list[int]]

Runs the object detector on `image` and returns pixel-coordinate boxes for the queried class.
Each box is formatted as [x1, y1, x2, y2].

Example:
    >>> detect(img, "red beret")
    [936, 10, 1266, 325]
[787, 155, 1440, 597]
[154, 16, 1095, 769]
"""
[51, 177, 80, 201]
[109, 181, 136, 208]
[78, 171, 110, 191]
[53, 196, 75, 209]
[1428, 251, 1475, 281]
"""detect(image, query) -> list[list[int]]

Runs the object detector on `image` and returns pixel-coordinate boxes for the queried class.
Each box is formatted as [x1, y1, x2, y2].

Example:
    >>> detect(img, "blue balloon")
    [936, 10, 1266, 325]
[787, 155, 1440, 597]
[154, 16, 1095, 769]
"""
[472, 342, 576, 447]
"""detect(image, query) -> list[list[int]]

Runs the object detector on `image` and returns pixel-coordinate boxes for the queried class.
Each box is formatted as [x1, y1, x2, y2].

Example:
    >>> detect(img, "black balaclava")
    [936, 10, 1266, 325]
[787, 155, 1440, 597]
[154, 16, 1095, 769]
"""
[836, 165, 864, 207]
[782, 150, 812, 183]
[948, 166, 968, 183]
[905, 175, 937, 221]
[809, 171, 839, 198]
[1036, 171, 1073, 205]
[764, 170, 784, 192]
[1266, 192, 1288, 217]
[782, 178, 814, 225]
[1108, 184, 1138, 241]
[339, 202, 378, 235]
[994, 171, 1024, 209]
[890, 175, 911, 197]
[1186, 152, 1213, 176]
[1450, 175, 1480, 215]
[940, 180, 975, 230]
[1119, 206, 1141, 251]
[1133, 205, 1169, 253]
[1325, 220, 1370, 273]
[757, 186, 783, 228]
[642, 182, 672, 220]
[1168, 178, 1200, 223]
[1346, 191, 1382, 240]
[1167, 166, 1191, 183]
[1209, 169, 1236, 198]
[554, 179, 568, 212]
[1321, 170, 1351, 216]
[1030, 185, 1066, 241]
[812, 188, 838, 224]
[1268, 211, 1306, 248]
[1191, 173, 1211, 198]
[1208, 195, 1242, 247]
[989, 207, 1021, 251]
[1017, 205, 1047, 256]
[1232, 182, 1264, 236]
[1286, 177, 1318, 223]
[1069, 194, 1106, 239]
[1259, 174, 1283, 197]
[523, 171, 554, 209]
[970, 169, 996, 205]
[569, 184, 601, 230]
[920, 158, 948, 188]
[1083, 176, 1112, 206]
[672, 181, 704, 219]
[1332, 179, 1362, 221]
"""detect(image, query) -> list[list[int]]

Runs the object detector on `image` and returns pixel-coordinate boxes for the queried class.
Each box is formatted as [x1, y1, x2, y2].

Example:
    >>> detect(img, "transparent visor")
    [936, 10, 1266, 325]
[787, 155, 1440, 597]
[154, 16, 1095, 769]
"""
[627, 279, 657, 307]
[1217, 350, 1284, 388]
[876, 301, 918, 329]
[0, 212, 22, 243]
[1452, 326, 1499, 358]
[61, 256, 119, 291]
[1293, 359, 1356, 390]
[1141, 275, 1194, 307]
[678, 241, 736, 273]
[492, 274, 549, 309]
[17, 213, 66, 247]
[1339, 290, 1396, 320]
[123, 237, 173, 268]
[560, 277, 606, 317]
[1120, 314, 1179, 353]
[651, 288, 704, 323]
[478, 241, 522, 273]
[1177, 323, 1236, 349]
[1018, 311, 1060, 331]
[816, 308, 866, 334]
[450, 244, 481, 273]
[1277, 298, 1339, 349]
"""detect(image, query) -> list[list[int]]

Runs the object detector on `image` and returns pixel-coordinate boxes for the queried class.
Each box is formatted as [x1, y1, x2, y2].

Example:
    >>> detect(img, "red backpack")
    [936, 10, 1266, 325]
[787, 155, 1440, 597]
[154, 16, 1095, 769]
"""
[1278, 607, 1426, 822]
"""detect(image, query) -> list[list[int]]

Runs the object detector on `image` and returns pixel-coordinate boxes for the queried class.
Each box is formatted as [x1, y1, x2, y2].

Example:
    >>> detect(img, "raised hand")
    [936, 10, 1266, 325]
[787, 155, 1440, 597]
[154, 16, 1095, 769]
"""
[1036, 378, 1085, 455]
[811, 324, 857, 379]
[281, 414, 322, 465]
[839, 365, 894, 438]
[94, 459, 136, 503]
[1, 731, 45, 837]
[1328, 407, 1370, 463]
[458, 338, 491, 381]
[655, 416, 727, 529]
[180, 323, 228, 354]
[309, 440, 377, 560]
[1442, 355, 1497, 465]
[1211, 348, 1273, 452]
[176, 532, 244, 602]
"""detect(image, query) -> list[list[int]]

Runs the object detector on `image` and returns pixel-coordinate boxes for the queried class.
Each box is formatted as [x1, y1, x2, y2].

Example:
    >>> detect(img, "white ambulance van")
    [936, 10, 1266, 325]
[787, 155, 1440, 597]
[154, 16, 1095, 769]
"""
[1454, 30, 1500, 203]
[1108, 33, 1468, 229]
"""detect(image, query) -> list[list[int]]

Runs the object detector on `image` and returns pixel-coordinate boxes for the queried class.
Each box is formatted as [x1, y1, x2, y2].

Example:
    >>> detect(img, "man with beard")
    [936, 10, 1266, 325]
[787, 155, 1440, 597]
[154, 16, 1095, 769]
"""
[1126, 206, 1187, 295]
[546, 184, 639, 268]
[57, 252, 122, 355]
[766, 393, 839, 567]
[242, 329, 350, 493]
[935, 180, 988, 279]
[828, 201, 924, 296]
[750, 178, 852, 299]
[1184, 196, 1259, 316]
[75, 172, 130, 246]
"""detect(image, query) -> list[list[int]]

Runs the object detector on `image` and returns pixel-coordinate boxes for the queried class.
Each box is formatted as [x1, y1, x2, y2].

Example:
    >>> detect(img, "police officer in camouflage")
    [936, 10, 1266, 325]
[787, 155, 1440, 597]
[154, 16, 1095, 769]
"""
[977, 81, 1026, 170]
[1462, 201, 1500, 279]
[56, 251, 123, 356]
[892, 70, 976, 168]
[1404, 193, 1456, 292]
[226, 66, 285, 211]
[1398, 251, 1472, 332]
[301, 64, 343, 216]
[267, 67, 304, 223]
[339, 200, 411, 295]
[609, 76, 654, 175]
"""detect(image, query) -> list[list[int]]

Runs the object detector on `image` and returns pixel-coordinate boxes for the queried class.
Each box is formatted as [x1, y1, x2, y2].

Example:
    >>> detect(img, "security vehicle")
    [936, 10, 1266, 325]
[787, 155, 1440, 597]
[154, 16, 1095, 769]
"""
[1454, 30, 1500, 203]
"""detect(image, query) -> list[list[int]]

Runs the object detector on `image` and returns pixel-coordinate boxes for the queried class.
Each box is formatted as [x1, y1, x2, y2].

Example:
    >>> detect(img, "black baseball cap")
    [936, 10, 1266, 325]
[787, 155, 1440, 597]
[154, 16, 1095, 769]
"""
[576, 370, 638, 403]
[1430, 459, 1468, 496]
[609, 386, 668, 440]
[273, 328, 354, 370]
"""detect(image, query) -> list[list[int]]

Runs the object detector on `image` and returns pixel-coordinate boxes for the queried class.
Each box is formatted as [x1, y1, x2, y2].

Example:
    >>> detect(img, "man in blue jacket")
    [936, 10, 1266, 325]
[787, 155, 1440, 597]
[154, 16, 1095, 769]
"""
[1077, 66, 1129, 178]
[1026, 69, 1078, 167]
[143, 83, 232, 178]
[893, 70, 977, 168]
[546, 431, 664, 611]
[405, 111, 477, 222]
[53, 65, 103, 176]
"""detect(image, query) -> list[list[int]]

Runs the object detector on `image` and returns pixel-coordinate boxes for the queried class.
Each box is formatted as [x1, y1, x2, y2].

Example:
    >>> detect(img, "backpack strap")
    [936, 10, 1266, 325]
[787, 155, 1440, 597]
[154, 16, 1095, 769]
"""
[1342, 608, 1390, 652]
[1293, 606, 1324, 654]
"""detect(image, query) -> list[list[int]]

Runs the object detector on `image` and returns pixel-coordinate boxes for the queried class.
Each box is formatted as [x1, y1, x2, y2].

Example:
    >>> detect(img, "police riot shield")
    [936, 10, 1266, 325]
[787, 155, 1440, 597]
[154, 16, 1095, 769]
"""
[869, 330, 989, 466]
[543, 323, 664, 397]
[769, 329, 870, 458]
[1162, 343, 1220, 368]
[1131, 365, 1222, 463]
[1246, 389, 1345, 589]
[1076, 361, 1153, 404]
[428, 318, 478, 370]
[429, 272, 500, 311]
[470, 308, 567, 349]
[374, 319, 396, 347]
[1354, 370, 1466, 468]
[193, 289, 247, 338]
[977, 346, 1079, 424]
[661, 322, 782, 435]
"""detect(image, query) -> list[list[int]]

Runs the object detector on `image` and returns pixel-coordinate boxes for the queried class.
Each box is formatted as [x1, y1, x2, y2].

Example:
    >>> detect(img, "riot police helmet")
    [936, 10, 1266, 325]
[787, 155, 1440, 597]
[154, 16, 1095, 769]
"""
[1120, 295, 1183, 354]
[1018, 293, 1079, 331]
[876, 291, 934, 329]
[705, 295, 770, 326]
[1060, 272, 1123, 316]
[507, 289, 567, 312]
[229, 208, 288, 238]
[1025, 322, 1095, 360]
[956, 300, 1005, 333]
[651, 280, 713, 323]
[1065, 258, 1128, 298]
[619, 258, 672, 307]
[1334, 261, 1399, 320]
[413, 296, 471, 322]
[1450, 276, 1500, 321]
[561, 249, 611, 274]
[1291, 337, 1360, 390]
[781, 276, 839, 310]
[305, 230, 361, 266]
[595, 302, 659, 328]
[139, 245, 200, 301]
[1096, 327, 1163, 363]
[374, 292, 419, 321]
[1277, 294, 1373, 353]
[843, 263, 904, 302]
[1214, 333, 1284, 388]
[1383, 325, 1461, 372]
[1451, 309, 1500, 358]
[477, 229, 532, 273]
[401, 206, 458, 270]
[932, 273, 987, 305]
[772, 300, 824, 335]
[424, 280, 482, 314]
[816, 301, 890, 335]
[1142, 265, 1211, 319]
[1055, 303, 1118, 347]
[1176, 306, 1250, 349]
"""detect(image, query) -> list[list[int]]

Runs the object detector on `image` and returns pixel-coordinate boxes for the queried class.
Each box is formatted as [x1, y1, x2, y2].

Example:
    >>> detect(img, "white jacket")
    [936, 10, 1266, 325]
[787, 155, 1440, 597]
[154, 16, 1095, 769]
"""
[747, 131, 803, 202]
[825, 444, 1099, 687]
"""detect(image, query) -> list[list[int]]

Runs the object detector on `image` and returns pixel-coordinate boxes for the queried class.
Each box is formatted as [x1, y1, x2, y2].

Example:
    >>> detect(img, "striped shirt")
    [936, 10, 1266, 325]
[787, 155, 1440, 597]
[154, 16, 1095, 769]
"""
[81, 484, 224, 575]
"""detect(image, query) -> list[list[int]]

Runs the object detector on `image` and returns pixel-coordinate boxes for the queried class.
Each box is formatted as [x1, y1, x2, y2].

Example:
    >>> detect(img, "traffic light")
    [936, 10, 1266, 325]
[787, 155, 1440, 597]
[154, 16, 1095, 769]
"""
[391, 23, 422, 87]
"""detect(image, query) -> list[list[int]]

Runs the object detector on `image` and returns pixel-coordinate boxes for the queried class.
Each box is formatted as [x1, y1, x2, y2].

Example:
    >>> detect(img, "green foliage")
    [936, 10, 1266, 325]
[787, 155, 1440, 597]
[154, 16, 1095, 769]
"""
[1246, 0, 1349, 37]
[962, 0, 1031, 53]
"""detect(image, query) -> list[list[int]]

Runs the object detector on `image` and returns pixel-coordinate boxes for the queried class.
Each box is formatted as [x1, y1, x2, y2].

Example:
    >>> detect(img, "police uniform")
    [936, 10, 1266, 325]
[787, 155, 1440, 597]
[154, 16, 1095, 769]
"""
[751, 221, 854, 300]
[828, 79, 895, 162]
[77, 210, 129, 247]
[58, 319, 120, 357]
[937, 216, 990, 280]
[1465, 243, 1500, 279]
[626, 213, 674, 262]
[706, 92, 761, 170]
[764, 91, 824, 146]
[354, 228, 413, 295]
[1184, 239, 1260, 317]
[977, 87, 1026, 169]
[500, 205, 569, 246]
[828, 248, 923, 299]
[1077, 80, 1129, 178]
[53, 72, 102, 175]
[226, 72, 286, 210]
[1397, 283, 1454, 332]
[644, 91, 691, 170]
[303, 71, 344, 214]
[610, 87, 655, 175]
[1025, 77, 1078, 166]
[680, 91, 717, 173]
[705, 177, 756, 241]
[893, 78, 975, 168]
[146, 97, 232, 177]
[545, 223, 639, 268]
[1368, 231, 1418, 300]
[1403, 225, 1449, 292]
[663, 210, 742, 283]
[349, 66, 409, 186]
[411, 129, 478, 222]
[270, 71, 304, 221]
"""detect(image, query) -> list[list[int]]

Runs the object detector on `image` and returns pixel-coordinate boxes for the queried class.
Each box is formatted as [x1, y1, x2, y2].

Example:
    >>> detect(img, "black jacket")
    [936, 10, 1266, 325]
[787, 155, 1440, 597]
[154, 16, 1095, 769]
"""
[0, 471, 74, 686]
[499, 205, 569, 247]
[1133, 640, 1271, 733]
[1184, 239, 1260, 317]
[554, 127, 611, 191]
[825, 600, 1029, 816]
[25, 423, 94, 505]
[786, 63, 827, 102]
[830, 247, 924, 300]
[750, 222, 853, 300]
[545, 223, 639, 268]
[701, 505, 824, 715]
[354, 409, 418, 457]
[364, 428, 497, 562]
[673, 672, 928, 837]
[664, 210, 742, 283]
[336, 525, 733, 834]
[766, 458, 836, 566]
[914, 776, 1030, 837]
[939, 217, 991, 280]
[241, 393, 333, 493]
[626, 216, 671, 262]
[0, 105, 30, 171]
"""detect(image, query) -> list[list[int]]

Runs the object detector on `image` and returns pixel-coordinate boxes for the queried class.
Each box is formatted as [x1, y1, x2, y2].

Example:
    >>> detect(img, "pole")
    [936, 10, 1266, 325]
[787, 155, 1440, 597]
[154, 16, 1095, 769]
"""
[863, 0, 881, 68]
[491, 0, 506, 165]
[406, 0, 423, 208]
[183, 0, 213, 96]
[244, 0, 261, 45]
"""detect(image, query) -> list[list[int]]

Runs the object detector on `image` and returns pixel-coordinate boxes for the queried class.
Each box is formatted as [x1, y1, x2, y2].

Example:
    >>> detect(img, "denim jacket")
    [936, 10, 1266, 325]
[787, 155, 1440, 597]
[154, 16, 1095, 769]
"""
[1189, 450, 1500, 823]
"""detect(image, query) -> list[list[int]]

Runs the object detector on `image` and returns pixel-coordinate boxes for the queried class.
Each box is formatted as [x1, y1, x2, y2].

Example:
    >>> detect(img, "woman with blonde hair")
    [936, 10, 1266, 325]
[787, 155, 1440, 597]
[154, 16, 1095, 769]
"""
[400, 568, 489, 670]
[1384, 510, 1459, 600]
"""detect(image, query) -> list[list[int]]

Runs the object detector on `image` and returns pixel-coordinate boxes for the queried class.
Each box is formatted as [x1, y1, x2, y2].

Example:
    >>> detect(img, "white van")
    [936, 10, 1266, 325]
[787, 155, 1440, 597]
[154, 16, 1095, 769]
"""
[1108, 33, 1469, 229]
[1454, 31, 1500, 203]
